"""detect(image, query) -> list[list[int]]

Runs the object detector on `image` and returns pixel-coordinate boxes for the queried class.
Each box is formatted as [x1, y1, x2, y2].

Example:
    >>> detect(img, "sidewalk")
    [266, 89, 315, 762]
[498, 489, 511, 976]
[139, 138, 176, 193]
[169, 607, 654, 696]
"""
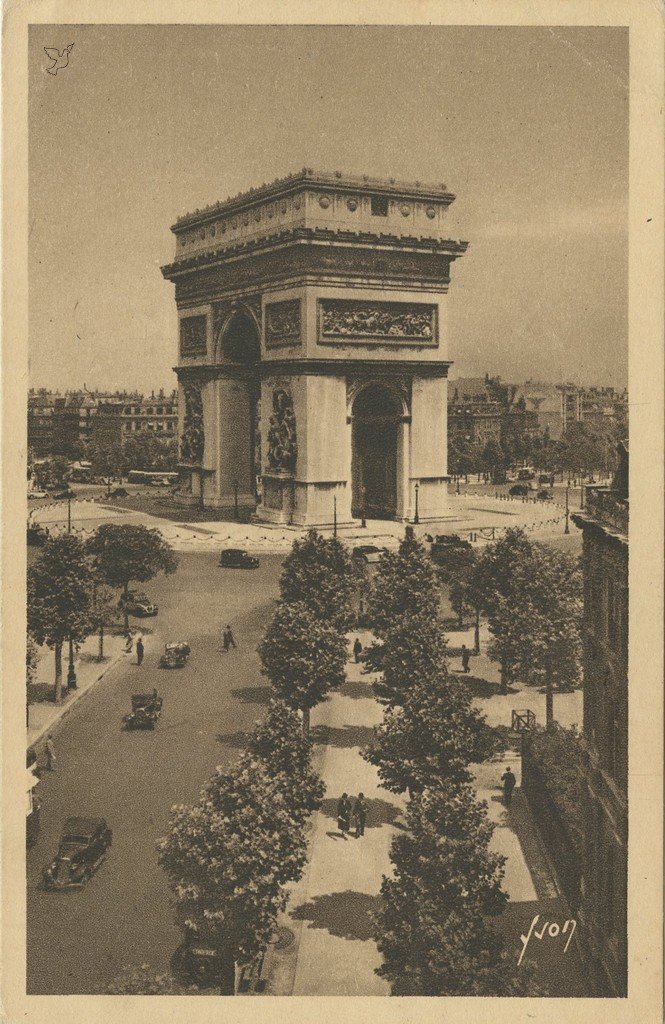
[266, 632, 403, 995]
[27, 630, 151, 751]
[263, 624, 590, 996]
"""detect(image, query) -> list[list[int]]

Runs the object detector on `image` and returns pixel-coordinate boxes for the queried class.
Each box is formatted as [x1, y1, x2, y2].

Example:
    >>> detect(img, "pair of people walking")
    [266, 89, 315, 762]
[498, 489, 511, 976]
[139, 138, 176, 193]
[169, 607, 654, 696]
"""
[337, 792, 367, 839]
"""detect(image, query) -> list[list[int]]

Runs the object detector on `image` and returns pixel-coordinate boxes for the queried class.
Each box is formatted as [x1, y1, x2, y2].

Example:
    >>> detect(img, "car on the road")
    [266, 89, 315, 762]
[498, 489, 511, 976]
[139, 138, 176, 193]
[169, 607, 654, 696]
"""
[42, 817, 112, 891]
[509, 484, 531, 497]
[351, 544, 388, 564]
[219, 548, 259, 569]
[110, 487, 129, 497]
[159, 641, 191, 669]
[28, 490, 49, 500]
[517, 469, 535, 481]
[537, 489, 553, 501]
[119, 590, 158, 617]
[430, 533, 474, 566]
[52, 487, 76, 500]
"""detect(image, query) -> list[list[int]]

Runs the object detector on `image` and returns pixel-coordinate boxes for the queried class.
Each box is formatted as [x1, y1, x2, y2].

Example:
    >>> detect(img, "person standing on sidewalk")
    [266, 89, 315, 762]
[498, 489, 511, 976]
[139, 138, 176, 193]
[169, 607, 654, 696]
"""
[124, 632, 133, 654]
[461, 644, 471, 674]
[45, 734, 56, 772]
[353, 638, 363, 664]
[353, 793, 367, 838]
[136, 636, 144, 666]
[222, 625, 237, 652]
[501, 766, 516, 806]
[337, 793, 351, 837]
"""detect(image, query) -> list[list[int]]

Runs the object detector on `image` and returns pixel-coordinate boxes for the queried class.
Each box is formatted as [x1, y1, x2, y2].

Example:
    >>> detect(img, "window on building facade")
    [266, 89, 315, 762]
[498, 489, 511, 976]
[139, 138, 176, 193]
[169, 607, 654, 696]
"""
[370, 196, 389, 217]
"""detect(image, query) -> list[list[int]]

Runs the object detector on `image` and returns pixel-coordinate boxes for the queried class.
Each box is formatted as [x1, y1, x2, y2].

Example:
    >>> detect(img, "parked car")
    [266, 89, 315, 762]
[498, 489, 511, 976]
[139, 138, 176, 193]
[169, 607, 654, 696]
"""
[27, 522, 48, 547]
[517, 469, 535, 481]
[219, 548, 259, 569]
[110, 487, 129, 497]
[119, 590, 158, 617]
[509, 484, 530, 497]
[159, 641, 191, 669]
[351, 544, 388, 564]
[52, 487, 76, 500]
[28, 490, 49, 500]
[537, 489, 553, 501]
[42, 817, 112, 891]
[538, 474, 554, 486]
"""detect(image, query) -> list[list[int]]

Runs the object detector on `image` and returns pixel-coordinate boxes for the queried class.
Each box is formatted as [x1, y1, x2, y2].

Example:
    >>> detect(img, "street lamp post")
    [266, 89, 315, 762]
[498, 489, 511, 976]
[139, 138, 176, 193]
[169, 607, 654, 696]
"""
[361, 486, 367, 529]
[67, 495, 72, 534]
[456, 475, 460, 496]
[233, 479, 239, 521]
[564, 484, 570, 534]
[333, 495, 337, 538]
[414, 482, 420, 525]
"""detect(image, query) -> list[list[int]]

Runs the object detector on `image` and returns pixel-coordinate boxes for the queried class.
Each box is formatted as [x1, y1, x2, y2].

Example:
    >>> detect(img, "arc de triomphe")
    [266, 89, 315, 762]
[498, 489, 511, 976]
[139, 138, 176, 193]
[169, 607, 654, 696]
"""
[161, 169, 467, 526]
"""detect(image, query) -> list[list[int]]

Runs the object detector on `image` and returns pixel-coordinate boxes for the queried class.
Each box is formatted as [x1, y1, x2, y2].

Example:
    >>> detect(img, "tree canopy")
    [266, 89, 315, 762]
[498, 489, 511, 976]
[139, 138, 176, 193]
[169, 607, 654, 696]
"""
[248, 698, 325, 820]
[374, 784, 525, 996]
[368, 532, 440, 638]
[278, 530, 357, 630]
[87, 523, 178, 592]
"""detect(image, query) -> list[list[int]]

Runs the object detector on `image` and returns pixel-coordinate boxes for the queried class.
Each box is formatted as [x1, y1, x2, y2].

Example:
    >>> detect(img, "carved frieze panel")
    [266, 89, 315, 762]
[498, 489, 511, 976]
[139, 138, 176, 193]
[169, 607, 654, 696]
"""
[266, 387, 297, 473]
[180, 382, 204, 464]
[319, 299, 437, 346]
[265, 299, 301, 348]
[179, 315, 207, 358]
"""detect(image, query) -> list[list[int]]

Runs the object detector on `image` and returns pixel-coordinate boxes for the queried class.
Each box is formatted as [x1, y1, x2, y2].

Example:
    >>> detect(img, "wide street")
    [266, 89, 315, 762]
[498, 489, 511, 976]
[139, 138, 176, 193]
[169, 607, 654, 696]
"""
[27, 550, 284, 995]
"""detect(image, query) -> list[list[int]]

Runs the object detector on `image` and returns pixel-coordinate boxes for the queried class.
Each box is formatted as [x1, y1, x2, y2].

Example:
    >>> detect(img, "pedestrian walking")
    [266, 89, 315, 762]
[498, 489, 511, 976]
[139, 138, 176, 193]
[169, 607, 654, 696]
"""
[353, 793, 368, 838]
[222, 625, 237, 652]
[461, 644, 471, 674]
[45, 734, 56, 772]
[136, 636, 144, 666]
[124, 631, 133, 654]
[353, 637, 363, 663]
[501, 766, 517, 807]
[337, 793, 352, 837]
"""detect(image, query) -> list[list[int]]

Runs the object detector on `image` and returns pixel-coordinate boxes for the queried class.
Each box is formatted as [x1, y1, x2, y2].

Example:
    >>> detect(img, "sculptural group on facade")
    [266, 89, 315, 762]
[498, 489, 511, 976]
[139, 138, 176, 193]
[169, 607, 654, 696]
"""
[266, 387, 297, 473]
[322, 300, 433, 339]
[179, 383, 204, 464]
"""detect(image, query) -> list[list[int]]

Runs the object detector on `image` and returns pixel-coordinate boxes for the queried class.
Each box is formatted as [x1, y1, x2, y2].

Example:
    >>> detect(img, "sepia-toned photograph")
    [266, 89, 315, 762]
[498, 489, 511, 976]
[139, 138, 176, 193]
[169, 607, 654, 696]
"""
[3, 5, 663, 1021]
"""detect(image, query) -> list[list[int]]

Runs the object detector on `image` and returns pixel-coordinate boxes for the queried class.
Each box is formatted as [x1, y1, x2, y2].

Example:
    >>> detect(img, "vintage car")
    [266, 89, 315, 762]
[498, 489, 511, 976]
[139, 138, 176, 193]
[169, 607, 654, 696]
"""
[537, 489, 554, 501]
[159, 641, 191, 669]
[28, 489, 49, 500]
[351, 544, 388, 565]
[509, 483, 531, 497]
[124, 693, 163, 729]
[43, 817, 112, 891]
[219, 548, 259, 569]
[52, 487, 77, 500]
[119, 590, 158, 617]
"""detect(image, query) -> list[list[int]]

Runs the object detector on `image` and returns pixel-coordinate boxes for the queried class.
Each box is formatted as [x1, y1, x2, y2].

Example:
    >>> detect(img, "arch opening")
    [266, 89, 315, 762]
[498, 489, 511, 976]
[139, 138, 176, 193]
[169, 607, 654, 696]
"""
[351, 384, 402, 520]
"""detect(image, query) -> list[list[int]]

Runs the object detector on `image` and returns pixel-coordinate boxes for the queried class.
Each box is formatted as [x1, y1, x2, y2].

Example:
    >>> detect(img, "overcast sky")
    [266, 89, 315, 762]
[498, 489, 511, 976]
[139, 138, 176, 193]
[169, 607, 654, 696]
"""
[29, 25, 628, 392]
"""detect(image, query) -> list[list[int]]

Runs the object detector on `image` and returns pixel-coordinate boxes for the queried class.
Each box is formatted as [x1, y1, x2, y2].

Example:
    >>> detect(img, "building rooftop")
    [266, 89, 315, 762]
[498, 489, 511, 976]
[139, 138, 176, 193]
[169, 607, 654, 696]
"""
[172, 168, 456, 229]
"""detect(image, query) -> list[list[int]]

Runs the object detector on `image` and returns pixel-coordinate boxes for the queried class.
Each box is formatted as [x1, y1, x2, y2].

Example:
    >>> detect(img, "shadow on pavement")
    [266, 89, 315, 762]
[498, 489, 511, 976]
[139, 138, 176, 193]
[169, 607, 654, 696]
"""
[458, 674, 521, 698]
[310, 724, 376, 749]
[318, 796, 403, 830]
[216, 730, 252, 749]
[290, 890, 381, 942]
[338, 679, 375, 700]
[230, 685, 273, 705]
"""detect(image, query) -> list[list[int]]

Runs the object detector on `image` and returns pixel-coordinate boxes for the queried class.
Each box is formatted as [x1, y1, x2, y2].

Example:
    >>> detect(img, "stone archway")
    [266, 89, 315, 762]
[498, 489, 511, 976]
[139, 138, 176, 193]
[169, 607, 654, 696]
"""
[351, 384, 403, 520]
[215, 308, 262, 504]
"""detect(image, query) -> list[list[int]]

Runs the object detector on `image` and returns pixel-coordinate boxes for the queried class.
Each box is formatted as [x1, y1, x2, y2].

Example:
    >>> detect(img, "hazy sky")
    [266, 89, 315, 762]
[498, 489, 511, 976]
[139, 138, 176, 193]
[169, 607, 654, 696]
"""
[29, 25, 628, 391]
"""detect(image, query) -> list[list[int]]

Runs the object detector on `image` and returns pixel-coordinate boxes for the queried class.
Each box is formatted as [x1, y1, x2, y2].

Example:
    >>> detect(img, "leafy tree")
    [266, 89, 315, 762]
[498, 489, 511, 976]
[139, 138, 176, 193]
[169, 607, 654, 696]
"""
[480, 438, 505, 483]
[375, 784, 529, 995]
[248, 698, 325, 820]
[26, 633, 39, 685]
[122, 435, 179, 474]
[86, 523, 178, 631]
[157, 757, 307, 994]
[258, 601, 346, 735]
[27, 535, 95, 703]
[88, 580, 119, 661]
[371, 613, 448, 707]
[87, 438, 124, 489]
[363, 670, 494, 796]
[368, 532, 440, 640]
[279, 529, 357, 630]
[487, 545, 582, 725]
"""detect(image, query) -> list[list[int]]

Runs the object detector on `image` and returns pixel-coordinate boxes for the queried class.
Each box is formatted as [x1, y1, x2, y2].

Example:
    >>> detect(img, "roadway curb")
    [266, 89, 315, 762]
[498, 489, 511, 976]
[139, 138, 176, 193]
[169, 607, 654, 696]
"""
[27, 637, 148, 751]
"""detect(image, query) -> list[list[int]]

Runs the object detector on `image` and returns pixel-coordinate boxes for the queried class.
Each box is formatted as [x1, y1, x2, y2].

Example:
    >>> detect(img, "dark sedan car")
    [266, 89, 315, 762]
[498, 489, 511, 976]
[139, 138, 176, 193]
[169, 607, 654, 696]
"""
[43, 817, 112, 891]
[119, 590, 158, 617]
[219, 548, 259, 569]
[351, 544, 388, 564]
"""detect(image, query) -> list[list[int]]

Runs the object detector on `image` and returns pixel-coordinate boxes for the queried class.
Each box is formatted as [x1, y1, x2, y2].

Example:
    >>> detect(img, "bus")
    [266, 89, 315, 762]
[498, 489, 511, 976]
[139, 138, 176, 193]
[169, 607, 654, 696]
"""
[127, 471, 179, 487]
